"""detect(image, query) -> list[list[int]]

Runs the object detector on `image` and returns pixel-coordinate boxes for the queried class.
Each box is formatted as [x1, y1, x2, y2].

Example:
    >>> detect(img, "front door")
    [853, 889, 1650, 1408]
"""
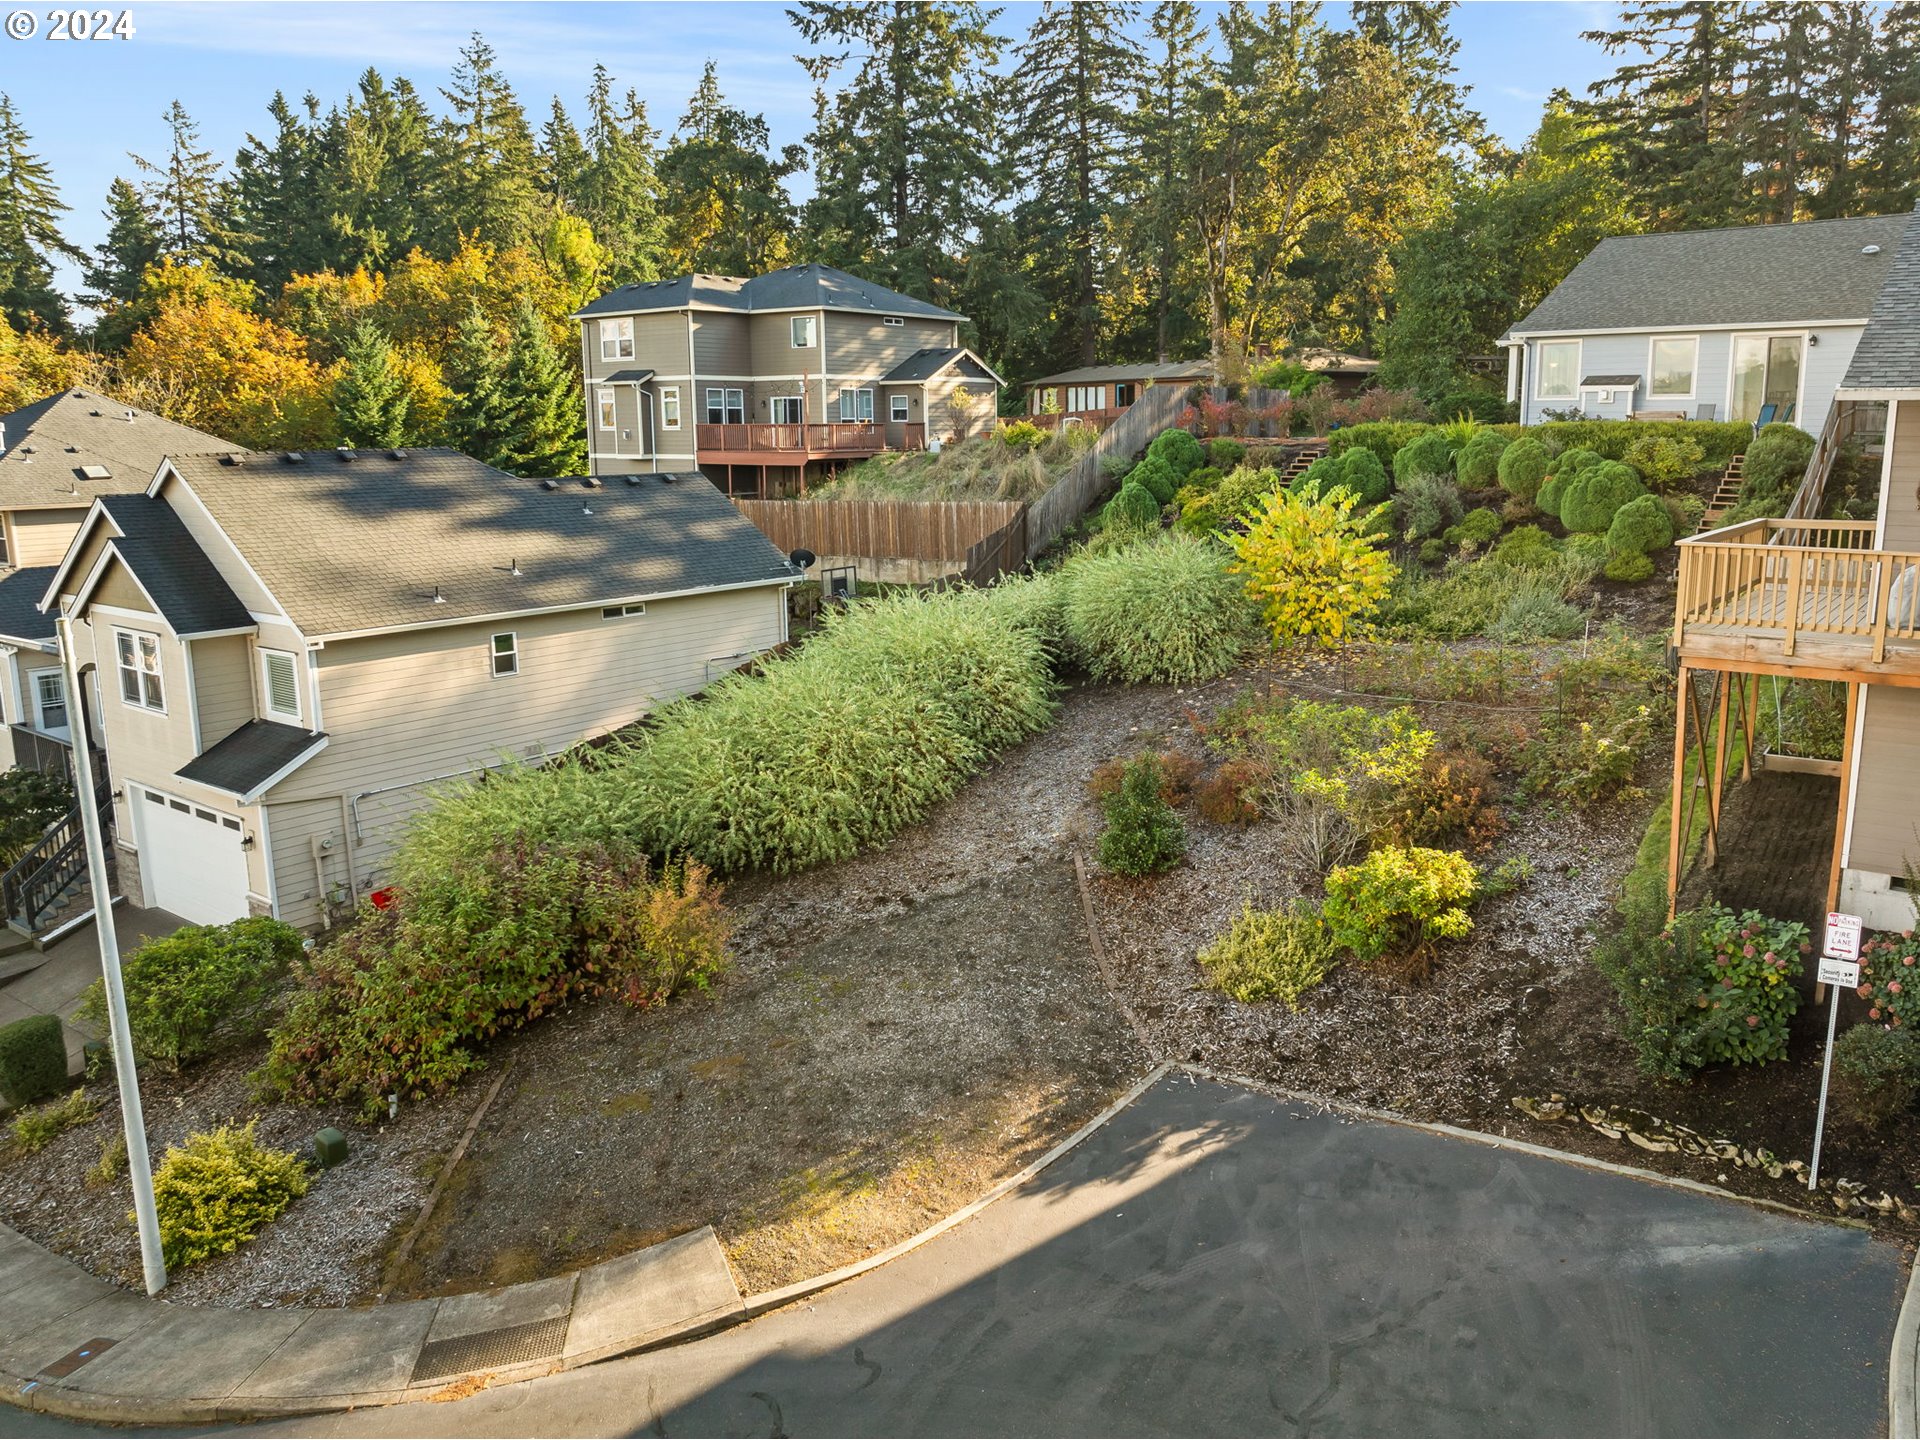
[1730, 334, 1804, 424]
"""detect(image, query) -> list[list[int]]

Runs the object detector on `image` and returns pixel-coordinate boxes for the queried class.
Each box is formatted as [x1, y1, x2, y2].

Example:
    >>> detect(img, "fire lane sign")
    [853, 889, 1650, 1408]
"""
[1824, 912, 1863, 963]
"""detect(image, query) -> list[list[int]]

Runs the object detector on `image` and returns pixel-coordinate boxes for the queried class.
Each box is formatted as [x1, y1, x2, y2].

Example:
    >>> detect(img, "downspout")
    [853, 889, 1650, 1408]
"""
[640, 384, 657, 471]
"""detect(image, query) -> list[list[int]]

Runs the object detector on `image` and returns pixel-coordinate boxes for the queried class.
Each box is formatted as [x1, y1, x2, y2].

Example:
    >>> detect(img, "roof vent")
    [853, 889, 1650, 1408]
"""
[625, 474, 645, 486]
[88, 409, 101, 417]
[581, 476, 600, 489]
[660, 473, 675, 484]
[336, 447, 354, 462]
[582, 504, 593, 516]
[540, 479, 559, 491]
[431, 584, 445, 605]
[388, 448, 408, 460]
[285, 452, 305, 465]
[509, 557, 522, 576]
[64, 444, 78, 453]
[78, 464, 111, 481]
[123, 410, 136, 422]
[218, 453, 243, 467]
[1864, 244, 1884, 255]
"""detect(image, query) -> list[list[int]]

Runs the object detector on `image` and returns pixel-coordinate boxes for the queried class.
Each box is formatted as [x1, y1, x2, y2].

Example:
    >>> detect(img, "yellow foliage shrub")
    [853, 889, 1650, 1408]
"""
[1223, 488, 1395, 646]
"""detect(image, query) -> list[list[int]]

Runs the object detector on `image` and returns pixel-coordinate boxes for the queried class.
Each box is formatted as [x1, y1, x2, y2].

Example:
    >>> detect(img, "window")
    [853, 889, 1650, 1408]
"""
[891, 394, 910, 422]
[1649, 337, 1698, 399]
[597, 391, 617, 430]
[598, 317, 634, 361]
[882, 316, 904, 327]
[490, 632, 518, 677]
[790, 315, 816, 349]
[660, 386, 681, 430]
[114, 630, 164, 711]
[601, 602, 647, 619]
[1535, 340, 1579, 401]
[33, 671, 66, 734]
[771, 395, 804, 424]
[1730, 334, 1805, 423]
[1115, 382, 1137, 407]
[261, 650, 300, 722]
[837, 387, 875, 422]
[704, 387, 744, 425]
[1065, 385, 1107, 413]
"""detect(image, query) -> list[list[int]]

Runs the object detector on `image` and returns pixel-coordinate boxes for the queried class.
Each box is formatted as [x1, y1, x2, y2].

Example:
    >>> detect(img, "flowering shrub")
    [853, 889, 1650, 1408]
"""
[1223, 487, 1395, 648]
[1857, 930, 1920, 1027]
[1322, 845, 1477, 976]
[1831, 1024, 1920, 1130]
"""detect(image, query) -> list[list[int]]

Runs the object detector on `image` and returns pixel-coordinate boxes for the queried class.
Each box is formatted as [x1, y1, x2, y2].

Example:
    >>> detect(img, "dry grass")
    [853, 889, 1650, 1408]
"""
[818, 427, 1098, 502]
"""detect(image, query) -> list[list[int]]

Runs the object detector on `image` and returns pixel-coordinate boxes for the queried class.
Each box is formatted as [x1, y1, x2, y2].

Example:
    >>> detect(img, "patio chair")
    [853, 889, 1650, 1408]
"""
[1753, 402, 1777, 435]
[1694, 403, 1716, 421]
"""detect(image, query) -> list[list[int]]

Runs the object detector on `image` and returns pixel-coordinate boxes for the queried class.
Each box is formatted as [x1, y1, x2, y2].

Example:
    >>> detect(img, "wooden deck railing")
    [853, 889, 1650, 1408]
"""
[696, 422, 901, 456]
[1676, 519, 1920, 664]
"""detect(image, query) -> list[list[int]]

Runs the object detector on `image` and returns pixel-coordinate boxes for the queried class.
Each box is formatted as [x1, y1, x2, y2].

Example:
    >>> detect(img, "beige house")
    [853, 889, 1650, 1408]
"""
[0, 390, 241, 776]
[33, 448, 794, 931]
[1021, 360, 1211, 433]
[576, 263, 1003, 495]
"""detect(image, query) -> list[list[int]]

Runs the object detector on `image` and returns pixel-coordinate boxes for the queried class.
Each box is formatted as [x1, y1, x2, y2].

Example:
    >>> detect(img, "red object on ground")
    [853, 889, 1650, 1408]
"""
[369, 887, 396, 911]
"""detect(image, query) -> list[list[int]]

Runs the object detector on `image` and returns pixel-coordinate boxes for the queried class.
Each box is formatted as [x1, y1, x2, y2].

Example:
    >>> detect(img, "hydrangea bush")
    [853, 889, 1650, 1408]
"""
[1857, 930, 1920, 1026]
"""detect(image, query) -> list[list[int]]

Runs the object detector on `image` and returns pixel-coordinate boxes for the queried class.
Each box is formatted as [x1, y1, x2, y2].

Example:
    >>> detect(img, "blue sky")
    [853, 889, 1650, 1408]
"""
[4, 0, 1626, 282]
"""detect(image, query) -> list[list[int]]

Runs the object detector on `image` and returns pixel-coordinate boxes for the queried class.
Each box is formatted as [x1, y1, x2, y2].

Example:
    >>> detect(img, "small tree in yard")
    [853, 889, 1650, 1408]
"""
[1224, 488, 1394, 647]
[1095, 756, 1185, 876]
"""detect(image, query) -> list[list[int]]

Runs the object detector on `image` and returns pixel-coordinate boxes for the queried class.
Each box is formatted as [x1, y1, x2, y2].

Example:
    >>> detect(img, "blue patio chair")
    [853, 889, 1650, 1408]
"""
[1753, 402, 1777, 435]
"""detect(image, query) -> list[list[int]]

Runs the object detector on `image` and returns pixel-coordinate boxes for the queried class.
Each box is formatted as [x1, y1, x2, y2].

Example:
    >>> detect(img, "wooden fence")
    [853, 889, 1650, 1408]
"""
[732, 498, 1028, 565]
[1025, 382, 1192, 559]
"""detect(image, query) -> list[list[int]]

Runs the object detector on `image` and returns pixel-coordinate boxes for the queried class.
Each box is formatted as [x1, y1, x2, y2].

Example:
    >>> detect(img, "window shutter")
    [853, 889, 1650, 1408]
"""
[266, 652, 299, 717]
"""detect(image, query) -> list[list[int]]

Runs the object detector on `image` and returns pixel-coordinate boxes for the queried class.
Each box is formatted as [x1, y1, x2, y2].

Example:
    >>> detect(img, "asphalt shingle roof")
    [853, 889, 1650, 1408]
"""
[1841, 202, 1920, 391]
[0, 566, 56, 644]
[176, 719, 326, 799]
[1504, 213, 1911, 337]
[90, 495, 254, 635]
[576, 263, 964, 322]
[1024, 360, 1213, 387]
[165, 449, 796, 638]
[880, 348, 999, 383]
[0, 389, 242, 510]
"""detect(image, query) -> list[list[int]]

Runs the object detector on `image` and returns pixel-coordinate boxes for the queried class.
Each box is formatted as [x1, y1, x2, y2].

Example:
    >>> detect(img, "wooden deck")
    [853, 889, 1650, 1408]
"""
[695, 422, 924, 466]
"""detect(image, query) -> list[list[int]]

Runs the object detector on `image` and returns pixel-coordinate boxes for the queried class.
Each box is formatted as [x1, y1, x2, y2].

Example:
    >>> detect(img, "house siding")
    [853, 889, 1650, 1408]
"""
[1882, 401, 1920, 551]
[8, 507, 88, 567]
[694, 313, 752, 375]
[1846, 685, 1920, 880]
[825, 314, 957, 378]
[582, 312, 688, 386]
[190, 633, 254, 747]
[261, 585, 786, 928]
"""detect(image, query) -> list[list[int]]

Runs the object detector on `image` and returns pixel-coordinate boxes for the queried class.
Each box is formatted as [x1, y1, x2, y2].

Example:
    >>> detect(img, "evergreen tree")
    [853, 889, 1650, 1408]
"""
[1349, 0, 1488, 155]
[658, 62, 800, 275]
[578, 66, 666, 284]
[444, 305, 582, 476]
[322, 70, 437, 270]
[1806, 3, 1880, 218]
[131, 100, 234, 268]
[80, 178, 162, 335]
[1116, 1, 1209, 363]
[1863, 4, 1920, 213]
[435, 34, 541, 250]
[443, 305, 513, 461]
[539, 97, 589, 207]
[0, 95, 79, 333]
[1739, 3, 1820, 223]
[331, 317, 410, 446]
[224, 92, 326, 293]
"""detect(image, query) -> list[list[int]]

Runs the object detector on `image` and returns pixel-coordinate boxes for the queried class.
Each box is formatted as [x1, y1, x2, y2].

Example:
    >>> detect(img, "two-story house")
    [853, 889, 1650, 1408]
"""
[574, 263, 1003, 495]
[0, 390, 241, 776]
[33, 448, 794, 931]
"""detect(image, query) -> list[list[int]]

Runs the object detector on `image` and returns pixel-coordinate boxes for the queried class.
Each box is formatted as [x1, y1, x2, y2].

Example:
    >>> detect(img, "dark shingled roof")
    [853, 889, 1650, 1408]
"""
[0, 389, 242, 511]
[176, 719, 326, 800]
[600, 368, 655, 384]
[0, 566, 56, 644]
[163, 449, 796, 638]
[576, 263, 964, 322]
[879, 348, 1000, 383]
[1024, 359, 1213, 387]
[1841, 202, 1920, 391]
[1504, 213, 1911, 337]
[1582, 373, 1643, 387]
[86, 495, 254, 636]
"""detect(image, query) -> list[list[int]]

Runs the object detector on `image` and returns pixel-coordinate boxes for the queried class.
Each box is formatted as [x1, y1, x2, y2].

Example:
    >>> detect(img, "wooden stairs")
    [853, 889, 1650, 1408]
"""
[1698, 453, 1746, 532]
[1278, 443, 1326, 488]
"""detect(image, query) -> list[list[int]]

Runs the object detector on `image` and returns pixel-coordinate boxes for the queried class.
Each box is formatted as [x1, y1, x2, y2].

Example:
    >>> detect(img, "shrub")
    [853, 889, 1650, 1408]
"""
[0, 1014, 66, 1107]
[1063, 532, 1255, 683]
[1101, 479, 1161, 531]
[1395, 471, 1465, 540]
[1147, 426, 1206, 479]
[1496, 437, 1551, 504]
[1548, 446, 1604, 479]
[1393, 431, 1455, 489]
[1606, 494, 1677, 557]
[1492, 524, 1559, 570]
[1741, 422, 1815, 500]
[1603, 552, 1656, 583]
[1089, 751, 1200, 807]
[1193, 761, 1264, 825]
[1419, 537, 1447, 565]
[1857, 931, 1920, 1028]
[1488, 587, 1587, 641]
[0, 768, 73, 868]
[1663, 492, 1707, 534]
[1124, 455, 1179, 505]
[1337, 447, 1392, 504]
[1443, 508, 1502, 550]
[1199, 900, 1339, 1008]
[1291, 454, 1341, 501]
[1560, 461, 1647, 534]
[1525, 700, 1654, 801]
[88, 1134, 126, 1189]
[1095, 756, 1187, 876]
[1454, 430, 1509, 488]
[10, 1088, 96, 1152]
[150, 1122, 311, 1270]
[1206, 464, 1286, 529]
[1384, 550, 1594, 641]
[1527, 419, 1749, 466]
[1208, 438, 1247, 470]
[1535, 471, 1568, 521]
[77, 917, 299, 1072]
[1623, 433, 1705, 488]
[1183, 465, 1223, 492]
[1323, 845, 1477, 976]
[580, 858, 731, 1010]
[1432, 391, 1508, 426]
[1832, 1025, 1920, 1130]
[1223, 487, 1395, 648]
[1325, 420, 1431, 471]
[996, 419, 1048, 451]
[1381, 747, 1504, 852]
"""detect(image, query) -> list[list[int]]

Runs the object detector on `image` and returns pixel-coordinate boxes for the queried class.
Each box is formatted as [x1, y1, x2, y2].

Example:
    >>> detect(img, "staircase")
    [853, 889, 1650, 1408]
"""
[1698, 453, 1746, 532]
[1277, 443, 1327, 488]
[0, 778, 116, 946]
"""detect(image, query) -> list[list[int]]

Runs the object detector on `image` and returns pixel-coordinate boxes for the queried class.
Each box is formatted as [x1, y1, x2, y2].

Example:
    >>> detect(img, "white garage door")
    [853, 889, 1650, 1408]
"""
[130, 785, 251, 925]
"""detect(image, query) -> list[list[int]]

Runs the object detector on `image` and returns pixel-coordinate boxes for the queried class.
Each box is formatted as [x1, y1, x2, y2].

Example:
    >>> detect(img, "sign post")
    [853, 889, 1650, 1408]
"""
[1809, 911, 1863, 1193]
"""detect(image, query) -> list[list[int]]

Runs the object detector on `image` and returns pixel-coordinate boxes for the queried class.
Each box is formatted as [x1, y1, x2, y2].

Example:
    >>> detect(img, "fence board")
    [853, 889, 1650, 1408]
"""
[731, 498, 1026, 564]
[1026, 382, 1193, 559]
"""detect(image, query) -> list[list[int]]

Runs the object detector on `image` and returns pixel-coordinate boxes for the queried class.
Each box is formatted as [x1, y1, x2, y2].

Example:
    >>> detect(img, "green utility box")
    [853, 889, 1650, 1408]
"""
[313, 1127, 349, 1169]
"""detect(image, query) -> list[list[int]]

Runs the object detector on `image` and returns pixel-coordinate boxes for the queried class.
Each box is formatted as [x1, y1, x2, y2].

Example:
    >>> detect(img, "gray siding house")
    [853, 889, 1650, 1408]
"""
[574, 264, 1003, 494]
[1502, 214, 1911, 431]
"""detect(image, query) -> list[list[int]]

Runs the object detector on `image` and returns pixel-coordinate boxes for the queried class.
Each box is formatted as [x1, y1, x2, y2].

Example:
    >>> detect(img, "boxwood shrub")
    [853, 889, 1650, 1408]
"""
[1325, 420, 1432, 471]
[1605, 493, 1676, 556]
[1124, 455, 1179, 505]
[0, 1014, 66, 1107]
[1103, 479, 1161, 529]
[1496, 437, 1551, 503]
[1560, 461, 1647, 534]
[151, 1123, 310, 1269]
[1393, 431, 1455, 488]
[1454, 430, 1509, 488]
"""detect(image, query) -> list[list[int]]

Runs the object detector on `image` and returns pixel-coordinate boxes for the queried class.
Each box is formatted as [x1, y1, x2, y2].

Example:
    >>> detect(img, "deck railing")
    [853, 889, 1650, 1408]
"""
[1675, 519, 1920, 662]
[695, 422, 898, 456]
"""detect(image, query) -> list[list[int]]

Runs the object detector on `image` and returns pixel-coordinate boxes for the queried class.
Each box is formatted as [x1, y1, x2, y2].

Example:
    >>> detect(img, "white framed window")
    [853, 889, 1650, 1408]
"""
[597, 391, 617, 430]
[790, 315, 816, 349]
[837, 387, 874, 422]
[598, 317, 634, 361]
[891, 394, 910, 422]
[660, 386, 681, 430]
[771, 395, 803, 424]
[601, 602, 647, 619]
[1535, 340, 1580, 401]
[490, 632, 518, 678]
[114, 629, 164, 712]
[705, 387, 744, 425]
[1648, 336, 1698, 399]
[33, 671, 66, 734]
[882, 316, 904, 327]
[260, 649, 301, 722]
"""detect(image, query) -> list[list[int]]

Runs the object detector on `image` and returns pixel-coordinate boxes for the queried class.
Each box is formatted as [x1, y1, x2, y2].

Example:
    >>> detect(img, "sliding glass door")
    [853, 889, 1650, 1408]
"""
[1730, 334, 1804, 424]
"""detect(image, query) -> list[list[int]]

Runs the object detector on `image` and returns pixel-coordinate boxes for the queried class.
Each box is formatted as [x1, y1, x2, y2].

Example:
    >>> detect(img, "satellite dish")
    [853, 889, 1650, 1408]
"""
[789, 548, 817, 570]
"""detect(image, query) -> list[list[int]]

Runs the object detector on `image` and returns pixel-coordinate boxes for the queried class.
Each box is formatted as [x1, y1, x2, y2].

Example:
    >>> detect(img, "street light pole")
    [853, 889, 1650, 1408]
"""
[54, 613, 166, 1294]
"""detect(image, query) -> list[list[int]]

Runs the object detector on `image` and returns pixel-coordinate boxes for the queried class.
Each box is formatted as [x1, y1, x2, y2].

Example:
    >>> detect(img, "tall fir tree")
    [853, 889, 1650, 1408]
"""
[1349, 0, 1488, 156]
[494, 302, 584, 476]
[331, 318, 411, 446]
[658, 62, 800, 275]
[131, 100, 234, 269]
[1117, 1, 1210, 362]
[435, 34, 542, 250]
[538, 97, 590, 208]
[578, 66, 667, 284]
[1806, 3, 1880, 218]
[80, 178, 163, 336]
[224, 92, 327, 293]
[0, 95, 79, 334]
[444, 305, 513, 460]
[321, 70, 437, 271]
[1864, 3, 1920, 213]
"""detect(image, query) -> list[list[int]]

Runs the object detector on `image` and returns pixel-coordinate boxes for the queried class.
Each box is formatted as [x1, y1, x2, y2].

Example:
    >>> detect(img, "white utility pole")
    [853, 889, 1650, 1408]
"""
[54, 613, 166, 1294]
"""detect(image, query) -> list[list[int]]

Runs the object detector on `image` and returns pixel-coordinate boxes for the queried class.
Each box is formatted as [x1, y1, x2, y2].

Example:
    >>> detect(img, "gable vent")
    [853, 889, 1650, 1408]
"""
[264, 651, 299, 718]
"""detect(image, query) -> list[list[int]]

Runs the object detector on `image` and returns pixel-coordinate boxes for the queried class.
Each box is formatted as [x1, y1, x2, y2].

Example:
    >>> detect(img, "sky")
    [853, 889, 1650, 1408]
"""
[2, 0, 1627, 290]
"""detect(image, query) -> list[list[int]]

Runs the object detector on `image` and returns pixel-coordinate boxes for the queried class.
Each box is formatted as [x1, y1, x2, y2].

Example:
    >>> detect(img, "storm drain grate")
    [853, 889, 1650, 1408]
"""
[410, 1314, 569, 1384]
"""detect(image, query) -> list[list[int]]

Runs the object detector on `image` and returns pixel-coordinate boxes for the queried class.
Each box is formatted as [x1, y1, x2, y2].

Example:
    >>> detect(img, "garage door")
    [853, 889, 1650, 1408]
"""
[130, 785, 251, 925]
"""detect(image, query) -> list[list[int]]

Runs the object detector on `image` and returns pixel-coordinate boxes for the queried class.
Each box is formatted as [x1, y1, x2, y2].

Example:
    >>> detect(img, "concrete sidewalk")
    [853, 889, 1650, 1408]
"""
[0, 1223, 743, 1424]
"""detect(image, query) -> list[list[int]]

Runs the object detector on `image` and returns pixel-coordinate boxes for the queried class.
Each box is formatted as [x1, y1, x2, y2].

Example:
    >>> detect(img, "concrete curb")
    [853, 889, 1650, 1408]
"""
[1891, 1251, 1920, 1439]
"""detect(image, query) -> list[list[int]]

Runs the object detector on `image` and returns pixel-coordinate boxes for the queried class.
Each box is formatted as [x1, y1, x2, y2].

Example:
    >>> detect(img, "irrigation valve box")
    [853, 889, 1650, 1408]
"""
[313, 1127, 349, 1169]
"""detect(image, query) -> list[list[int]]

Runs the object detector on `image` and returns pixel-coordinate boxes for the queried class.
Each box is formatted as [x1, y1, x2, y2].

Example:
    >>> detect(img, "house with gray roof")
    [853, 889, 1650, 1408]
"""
[1021, 360, 1213, 432]
[1500, 213, 1911, 430]
[575, 263, 1003, 495]
[33, 447, 795, 930]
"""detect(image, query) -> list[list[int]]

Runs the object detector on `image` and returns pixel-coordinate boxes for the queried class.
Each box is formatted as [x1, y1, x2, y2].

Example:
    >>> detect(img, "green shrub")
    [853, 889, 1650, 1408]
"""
[1548, 446, 1604, 479]
[1208, 438, 1246, 470]
[1147, 427, 1206, 479]
[77, 917, 299, 1072]
[1396, 471, 1464, 540]
[1207, 464, 1286, 528]
[1455, 431, 1510, 488]
[1199, 900, 1339, 1008]
[977, 569, 1072, 660]
[1605, 494, 1676, 557]
[1492, 524, 1559, 570]
[1292, 455, 1341, 501]
[1183, 465, 1223, 492]
[581, 859, 732, 1010]
[996, 419, 1049, 451]
[1325, 420, 1431, 471]
[1535, 471, 1568, 521]
[1663, 492, 1707, 534]
[1433, 391, 1508, 426]
[10, 1088, 95, 1152]
[1526, 419, 1748, 466]
[1102, 479, 1161, 530]
[1832, 1025, 1920, 1130]
[1560, 460, 1647, 534]
[1125, 455, 1179, 505]
[1443, 508, 1502, 550]
[1488, 587, 1587, 641]
[1759, 678, 1848, 761]
[1063, 532, 1256, 684]
[1741, 422, 1815, 500]
[0, 768, 74, 868]
[1393, 431, 1455, 488]
[151, 1122, 311, 1270]
[1419, 537, 1447, 565]
[1604, 551, 1656, 583]
[1496, 437, 1551, 504]
[1623, 433, 1705, 488]
[0, 1014, 66, 1107]
[1323, 845, 1477, 975]
[1384, 552, 1594, 640]
[1857, 931, 1920, 1028]
[87, 1133, 126, 1189]
[1338, 448, 1392, 504]
[1095, 756, 1187, 876]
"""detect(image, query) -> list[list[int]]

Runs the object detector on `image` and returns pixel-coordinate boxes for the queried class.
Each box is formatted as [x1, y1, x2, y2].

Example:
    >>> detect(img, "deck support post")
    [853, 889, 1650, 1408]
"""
[1707, 671, 1734, 867]
[1741, 671, 1760, 781]
[1826, 680, 1861, 917]
[1667, 665, 1692, 918]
